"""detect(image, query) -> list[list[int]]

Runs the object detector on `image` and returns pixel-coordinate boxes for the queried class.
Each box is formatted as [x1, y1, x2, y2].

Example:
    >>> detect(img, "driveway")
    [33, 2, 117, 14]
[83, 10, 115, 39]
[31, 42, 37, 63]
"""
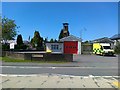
[73, 54, 118, 67]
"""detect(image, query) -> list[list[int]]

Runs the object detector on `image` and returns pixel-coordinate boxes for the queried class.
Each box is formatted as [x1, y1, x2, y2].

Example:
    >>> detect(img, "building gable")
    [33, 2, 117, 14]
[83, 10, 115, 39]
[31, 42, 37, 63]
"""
[60, 35, 82, 42]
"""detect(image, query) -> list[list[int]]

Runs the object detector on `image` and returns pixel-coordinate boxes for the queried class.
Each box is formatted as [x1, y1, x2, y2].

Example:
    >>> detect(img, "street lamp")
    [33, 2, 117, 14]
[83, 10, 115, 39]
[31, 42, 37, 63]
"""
[80, 28, 87, 41]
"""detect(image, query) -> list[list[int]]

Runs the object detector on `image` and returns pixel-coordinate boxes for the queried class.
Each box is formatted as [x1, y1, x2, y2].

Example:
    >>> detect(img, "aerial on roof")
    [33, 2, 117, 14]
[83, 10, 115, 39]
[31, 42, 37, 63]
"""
[59, 35, 82, 42]
[110, 34, 120, 40]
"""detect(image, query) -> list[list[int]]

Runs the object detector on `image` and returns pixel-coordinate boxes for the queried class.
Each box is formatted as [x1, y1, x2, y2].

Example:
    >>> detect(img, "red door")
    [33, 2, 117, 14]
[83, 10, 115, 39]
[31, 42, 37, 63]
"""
[64, 41, 78, 54]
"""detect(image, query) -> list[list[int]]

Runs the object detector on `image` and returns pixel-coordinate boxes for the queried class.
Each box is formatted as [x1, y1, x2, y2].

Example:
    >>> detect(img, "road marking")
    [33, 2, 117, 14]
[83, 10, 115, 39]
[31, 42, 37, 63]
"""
[52, 67, 56, 69]
[0, 73, 119, 78]
[113, 81, 120, 88]
[0, 66, 118, 69]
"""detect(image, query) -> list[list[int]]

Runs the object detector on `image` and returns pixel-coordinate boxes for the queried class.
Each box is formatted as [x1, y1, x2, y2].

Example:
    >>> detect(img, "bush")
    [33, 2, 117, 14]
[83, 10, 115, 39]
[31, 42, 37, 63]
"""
[2, 44, 10, 50]
[14, 44, 28, 50]
[114, 42, 120, 54]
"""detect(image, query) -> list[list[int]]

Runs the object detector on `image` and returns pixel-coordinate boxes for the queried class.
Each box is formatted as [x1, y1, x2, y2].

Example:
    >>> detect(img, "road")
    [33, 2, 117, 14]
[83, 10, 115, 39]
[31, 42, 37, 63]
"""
[1, 55, 119, 76]
[1, 66, 118, 76]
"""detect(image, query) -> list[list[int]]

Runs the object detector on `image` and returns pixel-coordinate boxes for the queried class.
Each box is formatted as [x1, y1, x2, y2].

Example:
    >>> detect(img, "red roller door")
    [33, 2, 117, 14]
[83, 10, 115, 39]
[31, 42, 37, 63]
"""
[64, 41, 78, 54]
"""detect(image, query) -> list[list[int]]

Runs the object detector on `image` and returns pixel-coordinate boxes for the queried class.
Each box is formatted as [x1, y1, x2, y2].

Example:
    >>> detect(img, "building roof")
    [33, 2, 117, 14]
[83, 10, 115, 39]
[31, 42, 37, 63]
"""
[59, 35, 82, 42]
[46, 42, 63, 43]
[1, 40, 17, 44]
[110, 34, 120, 40]
[92, 37, 114, 43]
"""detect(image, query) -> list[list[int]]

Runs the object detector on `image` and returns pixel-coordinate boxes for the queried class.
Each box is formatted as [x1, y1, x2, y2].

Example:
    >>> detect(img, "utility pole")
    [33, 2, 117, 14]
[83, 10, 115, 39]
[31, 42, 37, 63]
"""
[80, 28, 87, 42]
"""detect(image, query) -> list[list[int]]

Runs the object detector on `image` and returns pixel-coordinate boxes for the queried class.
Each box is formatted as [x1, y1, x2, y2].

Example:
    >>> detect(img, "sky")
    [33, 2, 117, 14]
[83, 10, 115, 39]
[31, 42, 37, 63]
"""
[2, 2, 118, 41]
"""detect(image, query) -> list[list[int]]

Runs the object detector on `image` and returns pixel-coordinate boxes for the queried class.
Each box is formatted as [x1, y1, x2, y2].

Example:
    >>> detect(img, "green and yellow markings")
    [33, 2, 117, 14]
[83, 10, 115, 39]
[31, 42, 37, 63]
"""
[113, 81, 120, 88]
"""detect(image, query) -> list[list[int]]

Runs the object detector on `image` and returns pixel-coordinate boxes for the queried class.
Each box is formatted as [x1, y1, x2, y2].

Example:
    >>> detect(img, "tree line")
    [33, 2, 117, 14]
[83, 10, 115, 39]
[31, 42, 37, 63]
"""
[1, 17, 69, 50]
[2, 17, 120, 54]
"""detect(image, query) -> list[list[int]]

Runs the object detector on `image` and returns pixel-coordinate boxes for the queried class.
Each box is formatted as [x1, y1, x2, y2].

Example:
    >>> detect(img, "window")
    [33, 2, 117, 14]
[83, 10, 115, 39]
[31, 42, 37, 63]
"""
[51, 45, 59, 50]
[100, 46, 103, 50]
[103, 46, 111, 49]
[56, 45, 58, 49]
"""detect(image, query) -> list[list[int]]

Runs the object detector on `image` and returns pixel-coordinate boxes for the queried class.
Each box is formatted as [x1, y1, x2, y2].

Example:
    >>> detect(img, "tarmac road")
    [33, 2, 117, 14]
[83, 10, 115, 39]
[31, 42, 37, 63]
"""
[1, 66, 118, 76]
[1, 55, 119, 76]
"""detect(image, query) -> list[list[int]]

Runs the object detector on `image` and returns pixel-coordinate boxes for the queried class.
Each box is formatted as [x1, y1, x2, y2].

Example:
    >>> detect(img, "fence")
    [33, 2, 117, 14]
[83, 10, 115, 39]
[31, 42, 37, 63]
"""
[81, 43, 93, 55]
[2, 51, 73, 62]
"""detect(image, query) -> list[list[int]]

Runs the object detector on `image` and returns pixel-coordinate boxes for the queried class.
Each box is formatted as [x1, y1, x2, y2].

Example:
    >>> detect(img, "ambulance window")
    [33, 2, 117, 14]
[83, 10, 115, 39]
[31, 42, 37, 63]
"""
[103, 46, 111, 49]
[100, 46, 103, 50]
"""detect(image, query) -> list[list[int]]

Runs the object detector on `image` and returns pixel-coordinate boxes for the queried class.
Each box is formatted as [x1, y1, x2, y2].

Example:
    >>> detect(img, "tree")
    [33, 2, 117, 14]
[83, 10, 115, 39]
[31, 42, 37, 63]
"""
[31, 31, 43, 50]
[16, 34, 23, 49]
[0, 19, 1, 56]
[114, 42, 120, 54]
[50, 38, 54, 42]
[59, 29, 64, 40]
[17, 34, 23, 46]
[2, 17, 18, 40]
[54, 39, 57, 42]
[44, 37, 48, 43]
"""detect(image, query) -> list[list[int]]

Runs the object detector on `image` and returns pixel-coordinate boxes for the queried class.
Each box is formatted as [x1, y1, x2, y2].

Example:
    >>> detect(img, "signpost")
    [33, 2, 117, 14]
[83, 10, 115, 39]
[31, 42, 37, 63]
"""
[10, 43, 15, 49]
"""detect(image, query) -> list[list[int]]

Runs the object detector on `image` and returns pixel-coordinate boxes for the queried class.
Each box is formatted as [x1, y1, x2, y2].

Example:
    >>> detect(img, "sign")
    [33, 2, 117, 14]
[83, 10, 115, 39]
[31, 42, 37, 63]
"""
[32, 54, 43, 57]
[10, 43, 15, 49]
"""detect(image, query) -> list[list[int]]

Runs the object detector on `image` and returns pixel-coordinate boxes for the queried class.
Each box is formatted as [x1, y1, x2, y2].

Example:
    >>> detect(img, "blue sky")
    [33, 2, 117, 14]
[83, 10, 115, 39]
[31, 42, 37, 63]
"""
[2, 2, 118, 41]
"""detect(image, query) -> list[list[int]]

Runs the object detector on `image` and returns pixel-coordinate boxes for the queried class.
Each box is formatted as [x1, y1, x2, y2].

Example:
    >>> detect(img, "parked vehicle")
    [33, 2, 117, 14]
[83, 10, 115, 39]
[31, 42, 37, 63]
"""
[93, 43, 114, 56]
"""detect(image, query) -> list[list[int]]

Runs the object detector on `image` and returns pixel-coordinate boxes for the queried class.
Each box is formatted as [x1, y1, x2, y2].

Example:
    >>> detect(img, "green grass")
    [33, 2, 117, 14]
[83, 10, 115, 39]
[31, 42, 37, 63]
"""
[0, 56, 68, 64]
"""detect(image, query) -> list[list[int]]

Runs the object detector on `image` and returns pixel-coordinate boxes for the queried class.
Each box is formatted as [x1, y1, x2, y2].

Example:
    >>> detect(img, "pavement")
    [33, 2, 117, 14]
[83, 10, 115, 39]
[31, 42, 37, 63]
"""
[1, 74, 120, 89]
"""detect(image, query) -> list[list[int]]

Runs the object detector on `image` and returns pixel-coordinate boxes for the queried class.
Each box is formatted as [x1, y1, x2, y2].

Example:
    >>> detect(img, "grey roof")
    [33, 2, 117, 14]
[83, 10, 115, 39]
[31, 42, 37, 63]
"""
[110, 34, 120, 40]
[45, 42, 63, 43]
[92, 37, 114, 43]
[59, 35, 82, 42]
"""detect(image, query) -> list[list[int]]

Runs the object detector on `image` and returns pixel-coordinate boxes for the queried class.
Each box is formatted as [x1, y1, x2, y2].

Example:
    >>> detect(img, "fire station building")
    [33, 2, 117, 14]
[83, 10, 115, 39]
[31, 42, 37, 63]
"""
[60, 35, 82, 54]
[46, 35, 82, 54]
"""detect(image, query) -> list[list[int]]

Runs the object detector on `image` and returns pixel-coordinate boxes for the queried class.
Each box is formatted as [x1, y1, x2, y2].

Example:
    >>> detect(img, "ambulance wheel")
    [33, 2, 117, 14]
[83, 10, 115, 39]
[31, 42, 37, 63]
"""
[95, 52, 96, 54]
[102, 53, 105, 56]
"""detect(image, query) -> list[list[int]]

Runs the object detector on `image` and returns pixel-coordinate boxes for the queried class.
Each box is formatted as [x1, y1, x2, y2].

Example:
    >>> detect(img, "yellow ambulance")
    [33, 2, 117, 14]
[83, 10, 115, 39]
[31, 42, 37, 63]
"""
[93, 43, 114, 56]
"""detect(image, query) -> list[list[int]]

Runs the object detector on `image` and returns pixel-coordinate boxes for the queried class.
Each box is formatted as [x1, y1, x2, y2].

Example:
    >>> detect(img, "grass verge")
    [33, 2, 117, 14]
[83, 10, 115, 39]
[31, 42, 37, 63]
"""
[0, 56, 69, 64]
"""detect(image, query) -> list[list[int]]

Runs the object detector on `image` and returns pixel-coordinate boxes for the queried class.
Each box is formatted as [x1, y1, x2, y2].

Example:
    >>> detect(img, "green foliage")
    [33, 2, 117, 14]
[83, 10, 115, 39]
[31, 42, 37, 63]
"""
[54, 39, 57, 42]
[50, 38, 54, 42]
[16, 34, 24, 49]
[1, 56, 68, 63]
[114, 42, 120, 54]
[15, 34, 28, 50]
[43, 38, 48, 50]
[14, 44, 28, 50]
[83, 41, 89, 43]
[2, 44, 9, 50]
[17, 34, 23, 45]
[2, 17, 19, 40]
[44, 38, 48, 43]
[31, 31, 43, 50]
[49, 38, 58, 42]
[59, 29, 64, 39]
[0, 16, 2, 41]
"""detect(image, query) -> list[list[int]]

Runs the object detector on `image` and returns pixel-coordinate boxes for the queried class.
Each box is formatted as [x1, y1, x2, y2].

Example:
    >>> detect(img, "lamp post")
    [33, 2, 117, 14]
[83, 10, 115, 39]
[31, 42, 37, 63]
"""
[80, 28, 87, 42]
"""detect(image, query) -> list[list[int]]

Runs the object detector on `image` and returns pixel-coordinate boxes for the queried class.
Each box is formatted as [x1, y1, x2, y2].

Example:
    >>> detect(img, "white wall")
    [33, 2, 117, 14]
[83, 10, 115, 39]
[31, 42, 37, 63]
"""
[46, 43, 63, 53]
[78, 41, 81, 54]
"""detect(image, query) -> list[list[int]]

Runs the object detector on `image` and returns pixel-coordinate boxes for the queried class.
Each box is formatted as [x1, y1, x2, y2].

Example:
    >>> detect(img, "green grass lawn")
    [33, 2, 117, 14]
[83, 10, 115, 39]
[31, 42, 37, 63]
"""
[0, 56, 68, 64]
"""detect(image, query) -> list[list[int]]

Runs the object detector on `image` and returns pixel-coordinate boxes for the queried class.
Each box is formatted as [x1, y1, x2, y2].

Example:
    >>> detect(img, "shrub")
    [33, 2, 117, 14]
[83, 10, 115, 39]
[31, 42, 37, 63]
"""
[14, 44, 28, 50]
[2, 44, 10, 50]
[114, 42, 120, 54]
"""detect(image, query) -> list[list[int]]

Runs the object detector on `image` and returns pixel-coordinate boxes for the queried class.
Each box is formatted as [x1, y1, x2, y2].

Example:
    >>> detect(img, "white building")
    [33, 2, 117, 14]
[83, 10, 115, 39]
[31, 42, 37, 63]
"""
[46, 42, 63, 53]
[110, 34, 120, 46]
[46, 35, 82, 54]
